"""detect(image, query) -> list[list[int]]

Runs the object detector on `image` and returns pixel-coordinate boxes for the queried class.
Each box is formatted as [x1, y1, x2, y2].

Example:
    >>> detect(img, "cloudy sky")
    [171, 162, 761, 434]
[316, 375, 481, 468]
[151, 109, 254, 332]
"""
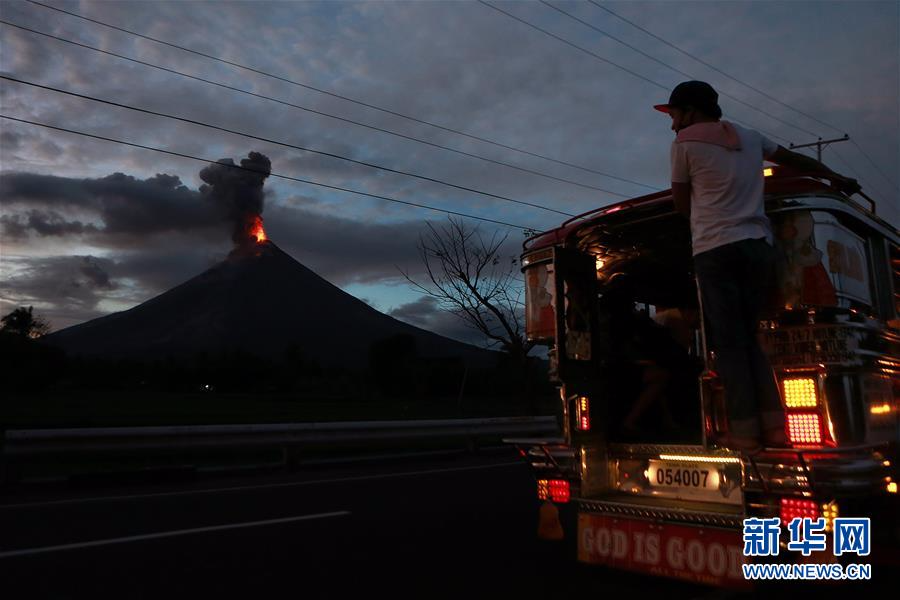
[1, 0, 897, 347]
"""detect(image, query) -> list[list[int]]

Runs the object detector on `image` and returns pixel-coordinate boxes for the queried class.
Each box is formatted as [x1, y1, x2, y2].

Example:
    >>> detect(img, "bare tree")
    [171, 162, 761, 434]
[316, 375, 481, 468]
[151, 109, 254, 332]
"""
[0, 306, 51, 339]
[402, 218, 534, 365]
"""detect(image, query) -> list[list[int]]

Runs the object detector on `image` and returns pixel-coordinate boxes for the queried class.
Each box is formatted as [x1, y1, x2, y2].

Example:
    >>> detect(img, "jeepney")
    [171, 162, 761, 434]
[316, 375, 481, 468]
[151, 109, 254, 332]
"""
[509, 167, 899, 587]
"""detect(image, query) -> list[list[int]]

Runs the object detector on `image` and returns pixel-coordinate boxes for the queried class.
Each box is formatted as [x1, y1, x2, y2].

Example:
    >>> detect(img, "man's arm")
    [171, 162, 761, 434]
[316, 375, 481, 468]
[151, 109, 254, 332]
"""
[768, 146, 861, 194]
[672, 181, 691, 218]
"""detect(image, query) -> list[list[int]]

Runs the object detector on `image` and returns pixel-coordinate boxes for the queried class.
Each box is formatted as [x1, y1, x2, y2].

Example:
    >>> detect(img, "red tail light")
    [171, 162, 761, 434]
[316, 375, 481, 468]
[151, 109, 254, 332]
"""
[780, 374, 834, 448]
[781, 497, 819, 523]
[549, 479, 571, 503]
[786, 412, 824, 446]
[575, 396, 590, 431]
[537, 479, 570, 503]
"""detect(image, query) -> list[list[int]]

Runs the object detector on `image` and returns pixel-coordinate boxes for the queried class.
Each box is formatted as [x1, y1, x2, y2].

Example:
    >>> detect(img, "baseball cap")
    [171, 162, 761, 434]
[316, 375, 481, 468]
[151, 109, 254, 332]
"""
[654, 81, 722, 118]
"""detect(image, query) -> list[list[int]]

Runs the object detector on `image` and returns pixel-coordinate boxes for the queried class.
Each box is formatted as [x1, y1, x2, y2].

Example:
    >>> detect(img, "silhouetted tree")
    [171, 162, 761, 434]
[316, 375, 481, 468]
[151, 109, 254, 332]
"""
[0, 306, 51, 339]
[402, 218, 534, 368]
[402, 219, 546, 411]
[0, 307, 63, 391]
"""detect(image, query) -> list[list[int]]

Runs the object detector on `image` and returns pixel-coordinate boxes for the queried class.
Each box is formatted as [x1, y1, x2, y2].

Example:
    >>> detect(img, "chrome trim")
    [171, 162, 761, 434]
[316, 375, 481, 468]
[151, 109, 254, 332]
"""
[578, 498, 744, 528]
[608, 443, 741, 461]
[745, 450, 890, 495]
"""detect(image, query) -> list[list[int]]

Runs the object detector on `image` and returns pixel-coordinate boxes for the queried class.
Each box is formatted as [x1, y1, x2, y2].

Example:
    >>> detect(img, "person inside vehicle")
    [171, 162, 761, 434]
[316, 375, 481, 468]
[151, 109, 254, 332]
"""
[599, 281, 697, 441]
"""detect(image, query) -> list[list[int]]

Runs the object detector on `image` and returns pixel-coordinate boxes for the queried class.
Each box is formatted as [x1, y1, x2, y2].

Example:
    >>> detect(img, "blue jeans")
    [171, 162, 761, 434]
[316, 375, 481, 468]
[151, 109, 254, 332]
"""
[694, 238, 783, 438]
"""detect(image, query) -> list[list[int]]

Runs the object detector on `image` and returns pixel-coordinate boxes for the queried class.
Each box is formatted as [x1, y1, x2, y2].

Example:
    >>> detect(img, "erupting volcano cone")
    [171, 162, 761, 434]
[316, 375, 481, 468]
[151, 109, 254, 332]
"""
[45, 242, 494, 367]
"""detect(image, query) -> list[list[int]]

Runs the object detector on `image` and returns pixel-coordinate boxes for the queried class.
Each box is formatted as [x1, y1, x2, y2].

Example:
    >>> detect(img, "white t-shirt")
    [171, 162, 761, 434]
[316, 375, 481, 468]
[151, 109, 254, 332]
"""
[670, 122, 778, 256]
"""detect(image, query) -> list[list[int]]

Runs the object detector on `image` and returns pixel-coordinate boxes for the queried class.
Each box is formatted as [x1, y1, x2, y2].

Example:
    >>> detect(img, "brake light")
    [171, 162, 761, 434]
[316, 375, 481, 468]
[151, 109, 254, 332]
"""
[549, 479, 571, 503]
[781, 498, 819, 524]
[537, 479, 570, 503]
[783, 377, 818, 408]
[787, 412, 824, 445]
[576, 396, 590, 431]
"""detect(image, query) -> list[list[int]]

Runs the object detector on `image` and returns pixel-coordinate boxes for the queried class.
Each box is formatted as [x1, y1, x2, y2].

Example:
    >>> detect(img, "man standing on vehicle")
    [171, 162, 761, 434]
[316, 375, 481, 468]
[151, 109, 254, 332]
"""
[655, 81, 859, 451]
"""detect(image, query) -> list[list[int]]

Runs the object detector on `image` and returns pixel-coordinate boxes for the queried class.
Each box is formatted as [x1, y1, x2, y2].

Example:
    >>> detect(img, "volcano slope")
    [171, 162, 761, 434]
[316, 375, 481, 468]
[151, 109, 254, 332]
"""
[45, 241, 497, 368]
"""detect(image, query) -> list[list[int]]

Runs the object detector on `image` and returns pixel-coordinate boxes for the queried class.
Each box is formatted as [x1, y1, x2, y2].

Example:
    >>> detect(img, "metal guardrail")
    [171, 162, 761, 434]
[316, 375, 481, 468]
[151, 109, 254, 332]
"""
[2, 416, 559, 456]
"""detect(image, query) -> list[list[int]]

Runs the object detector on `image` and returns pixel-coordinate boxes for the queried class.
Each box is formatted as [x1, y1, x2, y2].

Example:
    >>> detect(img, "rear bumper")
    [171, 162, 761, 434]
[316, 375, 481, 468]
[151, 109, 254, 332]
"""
[746, 443, 893, 497]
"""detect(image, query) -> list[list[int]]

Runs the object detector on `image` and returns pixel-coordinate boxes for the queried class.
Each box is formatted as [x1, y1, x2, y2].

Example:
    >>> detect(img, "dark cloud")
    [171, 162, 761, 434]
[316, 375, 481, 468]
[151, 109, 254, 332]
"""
[1, 209, 99, 238]
[389, 295, 442, 323]
[388, 294, 537, 352]
[0, 246, 228, 330]
[0, 255, 120, 328]
[0, 129, 23, 152]
[78, 256, 116, 290]
[266, 203, 523, 286]
[0, 170, 227, 240]
[388, 296, 490, 347]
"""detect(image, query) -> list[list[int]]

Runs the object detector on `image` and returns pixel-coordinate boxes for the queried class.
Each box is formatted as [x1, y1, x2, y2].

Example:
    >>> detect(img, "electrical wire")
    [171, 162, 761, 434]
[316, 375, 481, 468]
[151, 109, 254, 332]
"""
[0, 75, 577, 218]
[0, 19, 637, 199]
[541, 0, 822, 139]
[478, 0, 665, 91]
[0, 114, 535, 231]
[22, 0, 659, 193]
[589, 0, 841, 135]
[850, 138, 900, 192]
[477, 0, 791, 145]
[589, 0, 900, 194]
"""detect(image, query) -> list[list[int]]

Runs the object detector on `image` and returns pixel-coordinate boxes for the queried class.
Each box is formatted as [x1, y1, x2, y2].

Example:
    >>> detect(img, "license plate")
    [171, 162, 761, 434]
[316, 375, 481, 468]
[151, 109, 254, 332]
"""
[578, 514, 748, 588]
[647, 460, 718, 491]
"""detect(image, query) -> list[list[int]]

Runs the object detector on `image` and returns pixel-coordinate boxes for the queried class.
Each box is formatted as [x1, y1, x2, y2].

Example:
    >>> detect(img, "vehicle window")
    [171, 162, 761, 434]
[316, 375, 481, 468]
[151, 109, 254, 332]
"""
[772, 210, 872, 310]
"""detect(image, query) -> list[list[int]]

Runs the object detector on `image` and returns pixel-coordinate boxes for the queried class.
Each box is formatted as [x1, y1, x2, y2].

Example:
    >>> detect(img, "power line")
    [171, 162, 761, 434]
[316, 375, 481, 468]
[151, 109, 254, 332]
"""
[478, 0, 666, 91]
[828, 147, 891, 204]
[477, 0, 791, 146]
[590, 0, 900, 194]
[828, 148, 864, 181]
[0, 75, 577, 218]
[540, 0, 822, 139]
[0, 19, 636, 199]
[850, 138, 900, 192]
[588, 0, 842, 135]
[0, 114, 534, 231]
[23, 0, 659, 193]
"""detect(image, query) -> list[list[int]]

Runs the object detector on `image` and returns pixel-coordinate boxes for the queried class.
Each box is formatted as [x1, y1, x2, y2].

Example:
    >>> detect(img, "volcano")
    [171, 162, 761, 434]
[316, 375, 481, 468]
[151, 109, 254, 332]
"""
[45, 241, 496, 367]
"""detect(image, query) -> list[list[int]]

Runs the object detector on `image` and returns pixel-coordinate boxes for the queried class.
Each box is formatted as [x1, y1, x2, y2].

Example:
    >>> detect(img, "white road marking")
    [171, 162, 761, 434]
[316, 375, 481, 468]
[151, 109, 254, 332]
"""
[0, 511, 352, 559]
[0, 460, 525, 510]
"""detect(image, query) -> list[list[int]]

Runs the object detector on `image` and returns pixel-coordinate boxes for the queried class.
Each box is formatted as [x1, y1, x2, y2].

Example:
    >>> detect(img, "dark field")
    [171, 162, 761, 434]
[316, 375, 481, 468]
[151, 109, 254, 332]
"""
[1, 391, 556, 429]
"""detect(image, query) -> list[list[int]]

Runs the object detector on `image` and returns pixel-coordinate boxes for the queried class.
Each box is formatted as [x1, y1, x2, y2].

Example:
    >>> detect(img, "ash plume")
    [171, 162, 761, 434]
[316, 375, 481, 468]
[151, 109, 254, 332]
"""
[199, 151, 272, 247]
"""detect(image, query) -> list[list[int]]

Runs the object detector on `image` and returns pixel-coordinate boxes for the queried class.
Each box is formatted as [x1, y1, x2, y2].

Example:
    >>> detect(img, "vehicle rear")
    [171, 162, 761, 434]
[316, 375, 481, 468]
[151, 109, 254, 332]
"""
[508, 169, 899, 587]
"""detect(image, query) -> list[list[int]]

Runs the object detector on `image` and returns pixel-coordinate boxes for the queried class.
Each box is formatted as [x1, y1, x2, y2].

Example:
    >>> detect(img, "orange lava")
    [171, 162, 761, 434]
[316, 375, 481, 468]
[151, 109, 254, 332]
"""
[250, 215, 267, 243]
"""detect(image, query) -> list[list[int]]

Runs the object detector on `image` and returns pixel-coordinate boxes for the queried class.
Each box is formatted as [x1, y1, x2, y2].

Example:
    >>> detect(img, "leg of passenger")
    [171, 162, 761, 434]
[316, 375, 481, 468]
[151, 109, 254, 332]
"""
[741, 239, 785, 445]
[710, 346, 761, 439]
[695, 243, 762, 444]
[750, 343, 786, 444]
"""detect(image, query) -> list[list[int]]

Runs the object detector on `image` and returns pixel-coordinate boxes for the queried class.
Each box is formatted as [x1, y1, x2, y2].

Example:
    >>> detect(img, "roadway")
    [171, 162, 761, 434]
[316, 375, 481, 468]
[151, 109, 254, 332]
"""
[0, 451, 878, 598]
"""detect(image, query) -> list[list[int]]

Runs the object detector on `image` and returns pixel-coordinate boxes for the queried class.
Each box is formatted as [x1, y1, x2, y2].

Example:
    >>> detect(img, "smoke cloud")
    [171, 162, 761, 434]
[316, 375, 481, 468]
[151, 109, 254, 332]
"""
[198, 151, 272, 247]
[1, 152, 274, 247]
[0, 171, 210, 238]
